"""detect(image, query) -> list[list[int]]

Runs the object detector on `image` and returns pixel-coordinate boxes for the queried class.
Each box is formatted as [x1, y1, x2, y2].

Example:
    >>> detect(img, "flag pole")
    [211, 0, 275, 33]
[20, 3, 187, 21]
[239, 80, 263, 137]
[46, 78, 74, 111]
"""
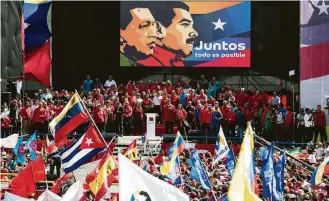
[178, 131, 218, 200]
[75, 90, 110, 146]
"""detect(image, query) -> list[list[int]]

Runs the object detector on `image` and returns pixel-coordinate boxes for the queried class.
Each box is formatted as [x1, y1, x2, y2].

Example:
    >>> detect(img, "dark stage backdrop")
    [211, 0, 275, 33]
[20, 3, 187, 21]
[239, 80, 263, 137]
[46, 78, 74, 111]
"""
[52, 1, 299, 90]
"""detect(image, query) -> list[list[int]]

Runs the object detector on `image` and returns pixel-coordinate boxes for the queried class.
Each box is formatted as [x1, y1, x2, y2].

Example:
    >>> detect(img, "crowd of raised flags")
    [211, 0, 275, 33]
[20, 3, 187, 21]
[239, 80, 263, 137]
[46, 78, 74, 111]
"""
[2, 92, 329, 200]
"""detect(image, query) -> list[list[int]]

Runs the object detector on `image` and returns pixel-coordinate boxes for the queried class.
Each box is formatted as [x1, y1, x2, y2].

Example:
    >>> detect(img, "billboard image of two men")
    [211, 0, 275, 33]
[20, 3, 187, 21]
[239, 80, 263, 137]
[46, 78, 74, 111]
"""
[120, 1, 251, 68]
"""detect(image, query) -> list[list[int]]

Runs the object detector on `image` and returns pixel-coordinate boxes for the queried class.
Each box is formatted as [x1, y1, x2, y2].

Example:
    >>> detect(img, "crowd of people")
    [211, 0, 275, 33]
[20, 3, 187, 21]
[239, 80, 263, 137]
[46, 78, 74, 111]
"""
[1, 75, 328, 144]
[1, 75, 329, 200]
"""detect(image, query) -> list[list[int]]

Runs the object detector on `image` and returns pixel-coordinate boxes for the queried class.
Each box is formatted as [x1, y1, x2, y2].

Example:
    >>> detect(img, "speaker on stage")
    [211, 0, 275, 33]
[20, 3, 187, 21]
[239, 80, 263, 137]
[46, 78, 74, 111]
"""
[1, 92, 12, 105]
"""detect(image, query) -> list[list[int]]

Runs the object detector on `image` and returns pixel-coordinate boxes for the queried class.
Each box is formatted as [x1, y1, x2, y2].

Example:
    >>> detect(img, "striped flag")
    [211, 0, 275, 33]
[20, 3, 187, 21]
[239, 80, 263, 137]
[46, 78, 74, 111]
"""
[86, 149, 118, 201]
[49, 92, 89, 147]
[122, 139, 138, 162]
[311, 156, 329, 187]
[60, 135, 103, 174]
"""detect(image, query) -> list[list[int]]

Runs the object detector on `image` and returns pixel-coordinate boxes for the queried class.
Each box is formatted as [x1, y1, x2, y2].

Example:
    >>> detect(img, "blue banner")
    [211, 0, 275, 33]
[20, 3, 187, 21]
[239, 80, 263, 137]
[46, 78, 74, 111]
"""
[189, 150, 212, 190]
[260, 144, 274, 199]
[225, 148, 236, 178]
[25, 131, 38, 160]
[273, 153, 286, 201]
[13, 137, 25, 164]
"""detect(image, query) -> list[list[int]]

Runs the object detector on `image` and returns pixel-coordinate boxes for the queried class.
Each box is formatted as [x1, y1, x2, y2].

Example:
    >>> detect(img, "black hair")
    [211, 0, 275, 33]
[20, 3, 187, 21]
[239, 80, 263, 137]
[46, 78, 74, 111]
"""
[139, 191, 152, 201]
[120, 1, 148, 30]
[148, 1, 190, 27]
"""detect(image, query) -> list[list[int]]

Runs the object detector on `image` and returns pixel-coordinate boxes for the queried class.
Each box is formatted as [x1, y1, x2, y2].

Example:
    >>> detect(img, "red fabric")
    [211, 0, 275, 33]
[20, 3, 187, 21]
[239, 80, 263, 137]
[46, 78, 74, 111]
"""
[10, 166, 36, 197]
[92, 107, 107, 123]
[154, 155, 165, 165]
[324, 165, 329, 175]
[137, 84, 147, 92]
[24, 41, 52, 87]
[94, 94, 104, 101]
[137, 46, 184, 67]
[126, 83, 135, 95]
[163, 104, 176, 122]
[195, 144, 216, 153]
[242, 108, 253, 121]
[32, 107, 47, 122]
[26, 156, 46, 182]
[231, 144, 241, 156]
[300, 42, 329, 81]
[80, 124, 107, 149]
[19, 106, 31, 120]
[123, 105, 133, 119]
[314, 110, 326, 127]
[1, 116, 11, 128]
[200, 108, 212, 124]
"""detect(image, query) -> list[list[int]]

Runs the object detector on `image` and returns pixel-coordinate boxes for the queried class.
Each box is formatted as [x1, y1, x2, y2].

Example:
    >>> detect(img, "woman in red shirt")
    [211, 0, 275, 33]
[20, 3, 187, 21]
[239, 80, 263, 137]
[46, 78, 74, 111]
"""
[92, 104, 107, 133]
[176, 104, 188, 136]
[122, 101, 133, 135]
[133, 102, 144, 135]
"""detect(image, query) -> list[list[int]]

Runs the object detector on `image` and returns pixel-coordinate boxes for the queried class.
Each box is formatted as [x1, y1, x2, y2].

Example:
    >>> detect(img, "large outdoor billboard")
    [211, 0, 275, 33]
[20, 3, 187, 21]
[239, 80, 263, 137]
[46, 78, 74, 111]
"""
[120, 1, 250, 67]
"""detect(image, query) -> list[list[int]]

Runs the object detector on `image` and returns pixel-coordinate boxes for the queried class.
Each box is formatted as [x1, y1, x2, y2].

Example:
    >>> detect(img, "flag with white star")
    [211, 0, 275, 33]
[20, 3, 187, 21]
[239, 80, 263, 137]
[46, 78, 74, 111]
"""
[182, 2, 251, 67]
[300, 0, 329, 109]
[80, 123, 107, 149]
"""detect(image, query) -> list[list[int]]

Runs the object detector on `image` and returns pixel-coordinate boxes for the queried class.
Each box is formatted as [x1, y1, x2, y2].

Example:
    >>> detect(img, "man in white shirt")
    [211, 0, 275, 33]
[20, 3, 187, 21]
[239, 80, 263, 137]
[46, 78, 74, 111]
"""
[304, 108, 313, 143]
[104, 75, 117, 88]
[270, 92, 281, 107]
[152, 92, 162, 123]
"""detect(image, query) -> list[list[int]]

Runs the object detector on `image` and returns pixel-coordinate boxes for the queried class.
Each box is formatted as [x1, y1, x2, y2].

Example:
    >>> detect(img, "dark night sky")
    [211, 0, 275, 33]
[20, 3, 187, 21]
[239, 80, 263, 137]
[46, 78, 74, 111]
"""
[52, 1, 299, 90]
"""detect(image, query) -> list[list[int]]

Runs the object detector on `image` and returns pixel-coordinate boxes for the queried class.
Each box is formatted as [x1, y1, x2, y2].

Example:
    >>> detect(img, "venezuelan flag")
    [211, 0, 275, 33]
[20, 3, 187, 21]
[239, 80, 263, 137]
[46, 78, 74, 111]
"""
[122, 139, 138, 162]
[228, 124, 262, 201]
[175, 132, 186, 155]
[311, 156, 329, 187]
[160, 132, 186, 175]
[87, 150, 118, 201]
[49, 92, 89, 146]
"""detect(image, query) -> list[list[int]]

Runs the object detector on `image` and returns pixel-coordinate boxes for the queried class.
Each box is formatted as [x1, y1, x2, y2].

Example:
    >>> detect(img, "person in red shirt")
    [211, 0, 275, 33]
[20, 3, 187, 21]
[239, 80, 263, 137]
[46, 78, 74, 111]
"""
[19, 101, 31, 135]
[285, 106, 294, 140]
[94, 89, 104, 101]
[235, 88, 249, 107]
[187, 91, 197, 106]
[231, 141, 241, 156]
[137, 80, 147, 93]
[197, 89, 207, 105]
[143, 94, 154, 113]
[163, 99, 176, 134]
[242, 104, 253, 121]
[92, 104, 107, 133]
[1, 113, 11, 137]
[200, 104, 213, 135]
[32, 102, 47, 138]
[313, 105, 327, 143]
[122, 101, 133, 135]
[171, 91, 179, 108]
[176, 104, 188, 135]
[154, 150, 165, 165]
[133, 102, 144, 135]
[226, 107, 237, 137]
[105, 100, 115, 133]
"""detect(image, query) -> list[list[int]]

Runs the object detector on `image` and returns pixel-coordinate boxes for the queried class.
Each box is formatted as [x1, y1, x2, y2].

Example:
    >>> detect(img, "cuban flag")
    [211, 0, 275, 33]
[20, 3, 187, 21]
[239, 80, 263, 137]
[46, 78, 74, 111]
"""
[25, 131, 38, 160]
[60, 134, 103, 174]
[213, 127, 229, 165]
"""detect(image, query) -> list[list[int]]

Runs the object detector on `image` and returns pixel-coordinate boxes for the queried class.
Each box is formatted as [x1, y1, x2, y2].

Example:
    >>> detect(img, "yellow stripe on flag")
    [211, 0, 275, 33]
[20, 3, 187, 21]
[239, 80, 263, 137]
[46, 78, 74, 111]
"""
[89, 155, 117, 194]
[228, 124, 262, 201]
[122, 140, 138, 161]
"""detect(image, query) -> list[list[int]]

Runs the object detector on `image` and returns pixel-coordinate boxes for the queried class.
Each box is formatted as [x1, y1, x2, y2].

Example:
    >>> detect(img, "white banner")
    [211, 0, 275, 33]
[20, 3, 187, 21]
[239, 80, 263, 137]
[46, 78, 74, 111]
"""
[119, 154, 189, 201]
[146, 113, 156, 138]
